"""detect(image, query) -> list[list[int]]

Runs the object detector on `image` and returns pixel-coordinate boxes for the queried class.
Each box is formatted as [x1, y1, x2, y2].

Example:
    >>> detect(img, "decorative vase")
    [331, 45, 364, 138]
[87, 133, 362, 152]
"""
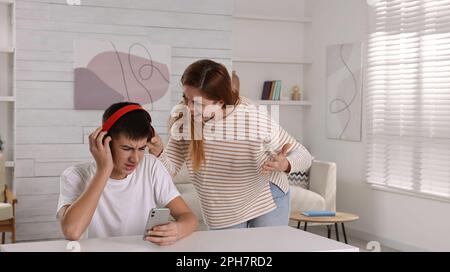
[291, 86, 302, 101]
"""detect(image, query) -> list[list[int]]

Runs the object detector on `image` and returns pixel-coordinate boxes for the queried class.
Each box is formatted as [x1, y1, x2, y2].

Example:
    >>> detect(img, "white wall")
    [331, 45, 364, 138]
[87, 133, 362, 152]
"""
[14, 0, 232, 241]
[304, 0, 450, 251]
[232, 0, 308, 141]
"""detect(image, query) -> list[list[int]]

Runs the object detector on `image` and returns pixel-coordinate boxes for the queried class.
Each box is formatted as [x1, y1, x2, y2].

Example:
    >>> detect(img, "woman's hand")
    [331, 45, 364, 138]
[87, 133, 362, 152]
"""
[262, 143, 292, 174]
[89, 127, 113, 175]
[145, 221, 180, 246]
[147, 133, 164, 157]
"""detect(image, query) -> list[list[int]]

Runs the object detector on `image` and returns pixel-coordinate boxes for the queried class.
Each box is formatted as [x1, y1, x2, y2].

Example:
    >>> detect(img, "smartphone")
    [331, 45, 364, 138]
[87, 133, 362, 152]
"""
[143, 208, 171, 237]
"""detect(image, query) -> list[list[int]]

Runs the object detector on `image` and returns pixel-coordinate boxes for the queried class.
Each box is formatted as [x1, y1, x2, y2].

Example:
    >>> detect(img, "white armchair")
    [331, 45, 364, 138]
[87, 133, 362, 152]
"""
[289, 160, 337, 213]
[171, 164, 206, 229]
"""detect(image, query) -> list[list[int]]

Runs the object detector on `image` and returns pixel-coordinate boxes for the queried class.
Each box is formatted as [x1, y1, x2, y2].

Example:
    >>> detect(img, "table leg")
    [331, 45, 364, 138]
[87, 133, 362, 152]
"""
[334, 223, 340, 242]
[297, 221, 301, 229]
[304, 222, 308, 231]
[341, 223, 348, 244]
[327, 225, 331, 238]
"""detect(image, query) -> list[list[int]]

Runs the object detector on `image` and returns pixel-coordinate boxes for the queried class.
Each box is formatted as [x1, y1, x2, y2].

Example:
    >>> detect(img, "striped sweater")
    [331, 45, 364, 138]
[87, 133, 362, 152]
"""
[158, 97, 312, 228]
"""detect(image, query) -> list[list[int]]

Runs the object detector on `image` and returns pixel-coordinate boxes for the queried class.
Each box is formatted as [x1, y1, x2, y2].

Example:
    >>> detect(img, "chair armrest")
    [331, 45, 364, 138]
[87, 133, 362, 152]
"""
[5, 186, 17, 205]
[308, 160, 336, 211]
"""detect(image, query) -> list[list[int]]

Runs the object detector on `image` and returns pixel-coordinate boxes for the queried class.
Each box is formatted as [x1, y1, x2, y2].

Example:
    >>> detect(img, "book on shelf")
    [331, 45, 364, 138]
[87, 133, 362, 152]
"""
[301, 210, 336, 217]
[268, 81, 276, 100]
[261, 81, 272, 100]
[273, 80, 281, 100]
[261, 80, 282, 100]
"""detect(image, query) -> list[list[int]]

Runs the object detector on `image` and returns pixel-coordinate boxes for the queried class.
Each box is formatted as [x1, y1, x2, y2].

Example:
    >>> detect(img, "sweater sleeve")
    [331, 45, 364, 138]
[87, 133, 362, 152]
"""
[285, 145, 313, 173]
[158, 137, 188, 178]
[262, 113, 312, 173]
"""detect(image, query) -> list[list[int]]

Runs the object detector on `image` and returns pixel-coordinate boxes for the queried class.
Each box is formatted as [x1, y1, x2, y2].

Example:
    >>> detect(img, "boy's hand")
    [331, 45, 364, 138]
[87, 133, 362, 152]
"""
[145, 221, 179, 246]
[89, 127, 114, 175]
[147, 133, 164, 157]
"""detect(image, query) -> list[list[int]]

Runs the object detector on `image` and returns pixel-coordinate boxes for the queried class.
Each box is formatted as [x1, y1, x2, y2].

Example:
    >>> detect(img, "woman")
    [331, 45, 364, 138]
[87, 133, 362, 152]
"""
[148, 59, 312, 229]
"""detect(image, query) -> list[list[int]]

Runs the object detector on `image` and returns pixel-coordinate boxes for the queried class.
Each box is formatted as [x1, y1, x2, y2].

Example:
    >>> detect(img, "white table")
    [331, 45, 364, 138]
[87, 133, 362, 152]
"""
[0, 226, 358, 252]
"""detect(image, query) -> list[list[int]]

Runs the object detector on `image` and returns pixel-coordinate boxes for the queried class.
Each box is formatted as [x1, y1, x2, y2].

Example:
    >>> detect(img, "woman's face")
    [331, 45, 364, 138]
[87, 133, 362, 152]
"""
[182, 85, 223, 122]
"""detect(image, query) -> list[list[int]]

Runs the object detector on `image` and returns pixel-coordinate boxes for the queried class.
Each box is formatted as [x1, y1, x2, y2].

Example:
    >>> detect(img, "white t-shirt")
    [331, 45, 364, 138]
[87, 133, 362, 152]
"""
[57, 154, 180, 239]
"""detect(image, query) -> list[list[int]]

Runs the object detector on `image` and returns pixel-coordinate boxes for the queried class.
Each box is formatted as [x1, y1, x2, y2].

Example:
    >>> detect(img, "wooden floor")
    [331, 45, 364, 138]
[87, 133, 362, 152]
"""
[290, 224, 399, 252]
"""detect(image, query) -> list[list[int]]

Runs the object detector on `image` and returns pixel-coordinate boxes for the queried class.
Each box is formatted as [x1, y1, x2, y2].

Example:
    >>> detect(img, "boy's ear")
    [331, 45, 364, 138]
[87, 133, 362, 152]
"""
[148, 126, 155, 141]
[104, 133, 113, 149]
[102, 132, 108, 144]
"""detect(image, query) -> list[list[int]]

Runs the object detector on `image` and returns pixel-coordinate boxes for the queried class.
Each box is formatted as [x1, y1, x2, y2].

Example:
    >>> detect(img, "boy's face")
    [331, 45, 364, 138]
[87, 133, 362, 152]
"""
[110, 133, 148, 179]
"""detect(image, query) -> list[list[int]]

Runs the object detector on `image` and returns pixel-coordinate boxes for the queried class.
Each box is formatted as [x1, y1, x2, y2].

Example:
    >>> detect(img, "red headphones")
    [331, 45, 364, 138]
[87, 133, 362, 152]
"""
[102, 104, 155, 139]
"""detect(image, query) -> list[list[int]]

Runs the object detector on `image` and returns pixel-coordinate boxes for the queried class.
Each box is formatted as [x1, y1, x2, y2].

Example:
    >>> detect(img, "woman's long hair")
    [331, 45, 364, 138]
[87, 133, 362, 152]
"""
[170, 59, 240, 171]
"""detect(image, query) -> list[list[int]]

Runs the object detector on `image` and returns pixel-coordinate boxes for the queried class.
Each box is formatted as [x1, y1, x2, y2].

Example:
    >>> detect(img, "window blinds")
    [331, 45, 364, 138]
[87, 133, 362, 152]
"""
[366, 0, 450, 198]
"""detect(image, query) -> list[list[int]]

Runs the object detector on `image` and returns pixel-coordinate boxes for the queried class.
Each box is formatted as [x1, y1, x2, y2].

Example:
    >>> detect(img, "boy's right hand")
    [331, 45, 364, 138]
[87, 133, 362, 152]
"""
[89, 127, 114, 175]
[147, 133, 164, 157]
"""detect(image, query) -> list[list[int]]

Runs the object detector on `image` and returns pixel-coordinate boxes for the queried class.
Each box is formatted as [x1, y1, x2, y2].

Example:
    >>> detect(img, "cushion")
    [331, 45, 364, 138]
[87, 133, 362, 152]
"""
[289, 186, 326, 211]
[0, 202, 13, 221]
[175, 183, 207, 230]
[288, 170, 310, 189]
[175, 183, 202, 217]
[172, 163, 190, 185]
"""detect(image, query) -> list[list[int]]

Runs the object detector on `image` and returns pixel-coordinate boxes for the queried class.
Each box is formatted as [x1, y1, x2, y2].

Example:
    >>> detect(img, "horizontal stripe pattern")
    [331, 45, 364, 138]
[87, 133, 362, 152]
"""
[159, 97, 312, 228]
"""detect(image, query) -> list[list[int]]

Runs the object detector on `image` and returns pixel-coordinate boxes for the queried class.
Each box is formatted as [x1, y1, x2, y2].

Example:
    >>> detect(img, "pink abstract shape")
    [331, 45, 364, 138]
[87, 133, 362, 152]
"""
[74, 68, 125, 110]
[86, 51, 170, 105]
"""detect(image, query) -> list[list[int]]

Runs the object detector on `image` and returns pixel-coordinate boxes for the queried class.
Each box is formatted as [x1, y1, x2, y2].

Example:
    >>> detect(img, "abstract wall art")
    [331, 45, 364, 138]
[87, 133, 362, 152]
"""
[326, 42, 363, 141]
[74, 40, 171, 110]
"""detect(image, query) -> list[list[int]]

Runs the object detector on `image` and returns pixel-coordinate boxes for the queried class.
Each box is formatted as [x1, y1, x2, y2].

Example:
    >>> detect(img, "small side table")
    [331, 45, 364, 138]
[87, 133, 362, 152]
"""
[289, 212, 359, 244]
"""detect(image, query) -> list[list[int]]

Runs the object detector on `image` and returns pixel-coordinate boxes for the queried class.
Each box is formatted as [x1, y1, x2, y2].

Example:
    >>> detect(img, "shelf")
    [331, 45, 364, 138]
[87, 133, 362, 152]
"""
[5, 161, 14, 168]
[258, 100, 311, 106]
[0, 47, 14, 53]
[0, 96, 15, 102]
[233, 57, 311, 65]
[0, 0, 14, 5]
[233, 14, 312, 23]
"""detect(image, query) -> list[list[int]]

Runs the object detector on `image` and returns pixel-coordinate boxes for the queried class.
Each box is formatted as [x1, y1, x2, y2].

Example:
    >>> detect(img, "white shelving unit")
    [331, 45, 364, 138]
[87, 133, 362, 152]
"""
[233, 57, 311, 65]
[5, 161, 14, 168]
[0, 96, 15, 102]
[258, 100, 311, 106]
[232, 0, 310, 141]
[0, 0, 15, 186]
[232, 1, 311, 105]
[233, 14, 312, 23]
[0, 46, 14, 53]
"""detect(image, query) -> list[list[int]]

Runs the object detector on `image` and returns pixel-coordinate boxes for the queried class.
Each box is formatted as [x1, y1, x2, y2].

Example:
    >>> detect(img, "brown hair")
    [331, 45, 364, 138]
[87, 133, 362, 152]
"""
[172, 59, 240, 171]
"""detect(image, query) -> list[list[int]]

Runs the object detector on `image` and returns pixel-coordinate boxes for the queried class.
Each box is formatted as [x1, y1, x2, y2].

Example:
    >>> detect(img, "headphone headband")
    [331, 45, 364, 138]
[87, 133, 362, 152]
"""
[102, 104, 144, 132]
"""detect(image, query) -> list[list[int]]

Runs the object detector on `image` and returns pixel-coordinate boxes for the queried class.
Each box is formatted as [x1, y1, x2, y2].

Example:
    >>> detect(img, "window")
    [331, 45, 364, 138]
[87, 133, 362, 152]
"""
[366, 0, 450, 199]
